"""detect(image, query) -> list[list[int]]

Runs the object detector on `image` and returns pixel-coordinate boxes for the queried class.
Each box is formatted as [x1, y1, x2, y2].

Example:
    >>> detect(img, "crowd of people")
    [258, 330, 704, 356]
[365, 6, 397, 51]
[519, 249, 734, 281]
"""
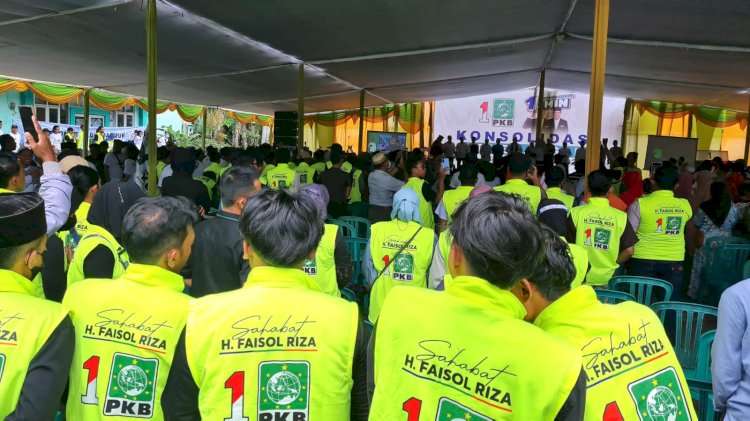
[1, 116, 750, 420]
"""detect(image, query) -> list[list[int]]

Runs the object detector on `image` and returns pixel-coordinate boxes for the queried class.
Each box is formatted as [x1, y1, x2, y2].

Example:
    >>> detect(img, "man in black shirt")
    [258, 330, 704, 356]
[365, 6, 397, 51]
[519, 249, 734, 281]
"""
[188, 166, 260, 297]
[162, 148, 210, 214]
[320, 149, 352, 218]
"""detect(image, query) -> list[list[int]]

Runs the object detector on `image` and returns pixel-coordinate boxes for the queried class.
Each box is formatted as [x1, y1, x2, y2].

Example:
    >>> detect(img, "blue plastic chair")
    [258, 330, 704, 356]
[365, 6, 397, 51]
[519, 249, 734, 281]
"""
[344, 237, 369, 285]
[684, 330, 717, 421]
[340, 288, 357, 302]
[609, 276, 673, 307]
[340, 216, 371, 239]
[651, 302, 718, 378]
[329, 218, 358, 238]
[699, 241, 750, 305]
[595, 289, 636, 304]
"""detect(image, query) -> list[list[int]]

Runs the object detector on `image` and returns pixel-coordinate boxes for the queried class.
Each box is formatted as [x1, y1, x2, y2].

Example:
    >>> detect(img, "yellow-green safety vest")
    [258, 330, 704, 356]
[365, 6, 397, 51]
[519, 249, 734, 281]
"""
[633, 190, 692, 261]
[67, 225, 130, 286]
[303, 224, 340, 297]
[494, 179, 543, 215]
[566, 238, 590, 288]
[194, 176, 217, 200]
[185, 266, 358, 420]
[267, 163, 297, 191]
[156, 161, 167, 180]
[64, 264, 189, 420]
[370, 276, 583, 420]
[310, 162, 326, 176]
[438, 230, 453, 287]
[546, 187, 575, 213]
[534, 285, 697, 420]
[441, 185, 473, 223]
[77, 131, 85, 150]
[56, 202, 93, 274]
[0, 270, 68, 418]
[350, 169, 363, 203]
[571, 197, 627, 286]
[369, 220, 434, 322]
[259, 164, 275, 186]
[202, 162, 223, 180]
[294, 162, 315, 187]
[326, 160, 352, 173]
[403, 178, 435, 229]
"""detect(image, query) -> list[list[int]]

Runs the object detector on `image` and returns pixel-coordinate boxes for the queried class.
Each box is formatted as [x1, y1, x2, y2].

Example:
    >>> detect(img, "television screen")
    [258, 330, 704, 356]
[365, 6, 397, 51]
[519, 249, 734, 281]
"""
[367, 131, 407, 153]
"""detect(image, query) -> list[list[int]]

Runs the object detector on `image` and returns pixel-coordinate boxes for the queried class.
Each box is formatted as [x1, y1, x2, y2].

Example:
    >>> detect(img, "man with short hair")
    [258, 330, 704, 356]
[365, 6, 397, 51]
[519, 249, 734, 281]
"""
[480, 137, 492, 162]
[545, 165, 574, 212]
[9, 124, 23, 151]
[320, 149, 352, 218]
[368, 152, 406, 224]
[435, 163, 477, 231]
[189, 167, 261, 297]
[628, 165, 692, 299]
[0, 193, 74, 419]
[518, 227, 697, 420]
[64, 196, 198, 420]
[492, 137, 504, 167]
[266, 148, 299, 191]
[162, 148, 211, 213]
[455, 136, 469, 169]
[570, 170, 636, 286]
[442, 135, 455, 170]
[403, 157, 445, 229]
[0, 134, 15, 153]
[610, 139, 623, 160]
[162, 189, 369, 420]
[370, 192, 585, 420]
[494, 152, 545, 215]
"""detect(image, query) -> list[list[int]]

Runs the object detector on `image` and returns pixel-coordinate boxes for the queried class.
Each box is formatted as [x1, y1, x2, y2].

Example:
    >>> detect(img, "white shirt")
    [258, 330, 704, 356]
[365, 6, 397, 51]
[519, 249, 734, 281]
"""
[49, 132, 63, 152]
[449, 172, 486, 189]
[10, 132, 23, 151]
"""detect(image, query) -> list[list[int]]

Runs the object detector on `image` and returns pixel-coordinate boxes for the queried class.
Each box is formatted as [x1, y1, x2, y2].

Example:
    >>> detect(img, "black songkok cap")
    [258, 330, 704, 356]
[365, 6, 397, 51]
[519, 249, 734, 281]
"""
[0, 192, 47, 248]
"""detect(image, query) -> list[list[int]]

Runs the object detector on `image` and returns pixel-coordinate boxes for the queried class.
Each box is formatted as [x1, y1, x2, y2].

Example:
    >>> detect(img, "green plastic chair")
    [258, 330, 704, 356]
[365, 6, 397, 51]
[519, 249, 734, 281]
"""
[340, 216, 372, 239]
[344, 237, 368, 284]
[608, 276, 673, 307]
[595, 289, 636, 304]
[685, 330, 717, 421]
[329, 218, 358, 238]
[699, 241, 750, 305]
[651, 302, 718, 378]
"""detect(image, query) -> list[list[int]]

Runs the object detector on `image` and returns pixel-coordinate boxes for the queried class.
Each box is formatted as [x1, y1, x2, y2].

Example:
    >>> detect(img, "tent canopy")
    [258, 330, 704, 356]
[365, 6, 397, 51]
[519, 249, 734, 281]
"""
[1, 0, 748, 114]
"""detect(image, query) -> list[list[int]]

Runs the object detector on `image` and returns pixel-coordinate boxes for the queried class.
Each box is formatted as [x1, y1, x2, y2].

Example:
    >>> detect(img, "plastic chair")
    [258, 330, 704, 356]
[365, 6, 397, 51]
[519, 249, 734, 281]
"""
[344, 237, 369, 285]
[340, 216, 371, 239]
[340, 288, 357, 302]
[744, 260, 750, 280]
[651, 302, 718, 378]
[595, 289, 636, 304]
[608, 276, 673, 307]
[329, 218, 358, 238]
[699, 241, 750, 305]
[685, 330, 717, 421]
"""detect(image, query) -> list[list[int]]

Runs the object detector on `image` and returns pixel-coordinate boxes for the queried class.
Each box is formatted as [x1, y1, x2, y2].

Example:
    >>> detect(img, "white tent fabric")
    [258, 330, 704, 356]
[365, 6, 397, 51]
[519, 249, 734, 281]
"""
[1, 0, 748, 114]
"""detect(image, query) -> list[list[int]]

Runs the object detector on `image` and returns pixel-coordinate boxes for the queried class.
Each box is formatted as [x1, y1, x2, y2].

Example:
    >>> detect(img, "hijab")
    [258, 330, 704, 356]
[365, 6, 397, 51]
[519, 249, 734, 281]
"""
[87, 180, 146, 240]
[390, 188, 422, 223]
[619, 171, 644, 207]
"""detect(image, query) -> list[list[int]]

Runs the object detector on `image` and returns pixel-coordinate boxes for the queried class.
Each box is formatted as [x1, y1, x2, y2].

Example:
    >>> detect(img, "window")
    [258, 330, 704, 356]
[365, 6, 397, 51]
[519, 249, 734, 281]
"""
[110, 106, 135, 127]
[34, 97, 68, 124]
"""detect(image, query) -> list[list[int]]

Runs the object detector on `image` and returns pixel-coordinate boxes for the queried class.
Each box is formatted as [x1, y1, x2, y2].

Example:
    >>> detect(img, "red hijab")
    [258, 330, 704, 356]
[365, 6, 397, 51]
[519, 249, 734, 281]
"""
[620, 171, 644, 206]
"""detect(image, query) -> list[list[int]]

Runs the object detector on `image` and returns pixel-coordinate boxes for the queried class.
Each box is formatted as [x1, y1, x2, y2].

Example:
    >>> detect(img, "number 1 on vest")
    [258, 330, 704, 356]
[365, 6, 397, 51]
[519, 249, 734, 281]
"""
[602, 402, 624, 421]
[402, 397, 422, 421]
[225, 371, 249, 421]
[81, 355, 100, 405]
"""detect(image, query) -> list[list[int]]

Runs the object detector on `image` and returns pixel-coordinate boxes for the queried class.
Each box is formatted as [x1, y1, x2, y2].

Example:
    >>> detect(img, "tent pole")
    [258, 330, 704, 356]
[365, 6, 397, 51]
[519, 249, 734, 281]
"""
[419, 102, 425, 150]
[744, 96, 750, 162]
[358, 89, 365, 153]
[146, 0, 158, 197]
[201, 107, 207, 151]
[620, 98, 630, 152]
[298, 64, 304, 151]
[585, 0, 609, 177]
[687, 107, 693, 139]
[82, 89, 90, 158]
[535, 69, 546, 142]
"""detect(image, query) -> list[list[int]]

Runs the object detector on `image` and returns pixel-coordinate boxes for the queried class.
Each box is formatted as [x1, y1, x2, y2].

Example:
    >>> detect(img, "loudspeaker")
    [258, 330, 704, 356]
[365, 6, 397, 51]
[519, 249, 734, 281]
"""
[274, 111, 299, 147]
